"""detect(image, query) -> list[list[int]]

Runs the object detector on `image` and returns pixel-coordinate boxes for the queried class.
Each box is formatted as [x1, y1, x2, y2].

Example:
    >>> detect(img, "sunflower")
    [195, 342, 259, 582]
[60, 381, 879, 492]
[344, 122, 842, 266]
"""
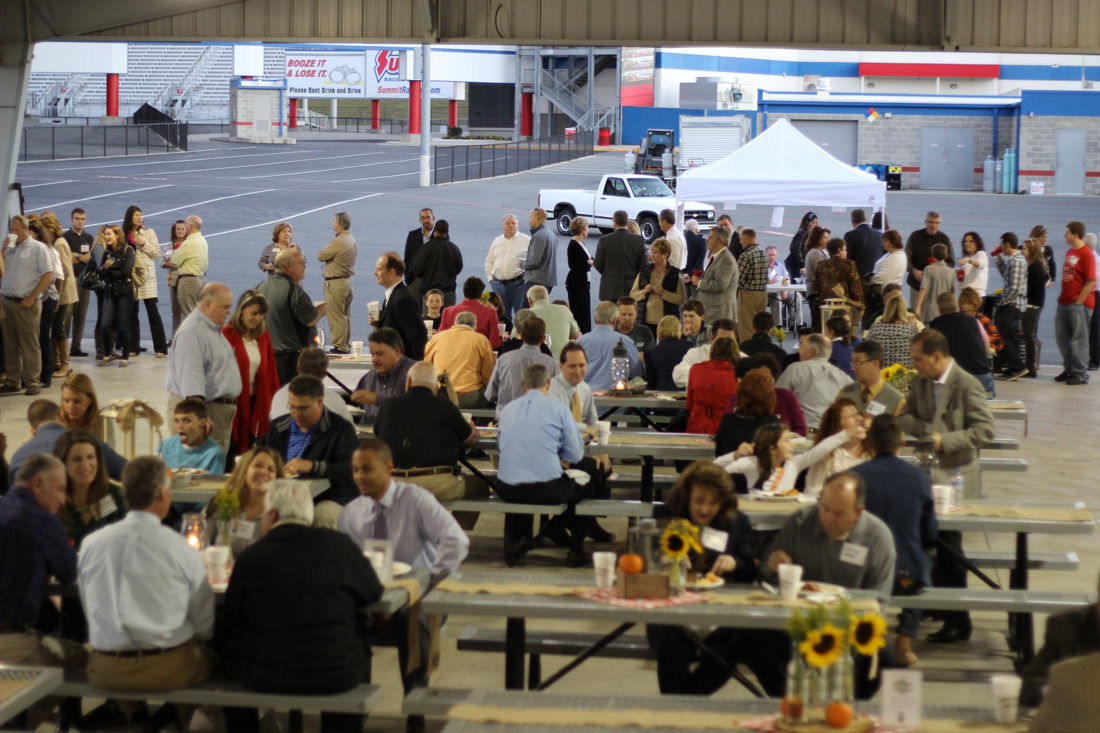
[660, 519, 702, 560]
[800, 623, 845, 668]
[849, 613, 887, 656]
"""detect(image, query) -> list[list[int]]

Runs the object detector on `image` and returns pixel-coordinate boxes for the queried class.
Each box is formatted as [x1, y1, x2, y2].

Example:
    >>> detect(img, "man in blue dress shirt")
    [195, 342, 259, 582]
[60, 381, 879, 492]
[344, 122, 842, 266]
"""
[852, 414, 938, 667]
[577, 301, 643, 390]
[496, 363, 592, 566]
[339, 438, 468, 732]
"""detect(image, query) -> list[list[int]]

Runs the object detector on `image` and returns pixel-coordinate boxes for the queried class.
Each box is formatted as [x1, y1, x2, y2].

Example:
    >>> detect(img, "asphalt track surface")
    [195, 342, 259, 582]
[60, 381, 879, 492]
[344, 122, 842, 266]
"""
[14, 140, 1100, 358]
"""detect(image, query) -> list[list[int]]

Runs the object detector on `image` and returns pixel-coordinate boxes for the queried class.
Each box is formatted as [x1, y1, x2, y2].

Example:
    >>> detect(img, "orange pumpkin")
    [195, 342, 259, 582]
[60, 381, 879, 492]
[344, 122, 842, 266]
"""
[825, 701, 854, 728]
[618, 553, 644, 575]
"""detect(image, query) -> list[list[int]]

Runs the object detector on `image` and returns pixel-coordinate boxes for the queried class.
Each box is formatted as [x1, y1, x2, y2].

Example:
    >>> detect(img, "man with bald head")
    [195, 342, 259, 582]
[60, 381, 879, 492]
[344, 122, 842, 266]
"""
[485, 214, 531, 319]
[524, 208, 558, 293]
[171, 215, 209, 322]
[375, 361, 487, 529]
[166, 282, 242, 455]
[257, 247, 325, 384]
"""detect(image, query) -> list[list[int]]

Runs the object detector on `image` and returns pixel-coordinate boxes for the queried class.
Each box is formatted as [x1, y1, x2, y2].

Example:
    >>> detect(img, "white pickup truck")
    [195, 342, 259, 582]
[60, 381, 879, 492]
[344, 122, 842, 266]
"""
[537, 173, 716, 243]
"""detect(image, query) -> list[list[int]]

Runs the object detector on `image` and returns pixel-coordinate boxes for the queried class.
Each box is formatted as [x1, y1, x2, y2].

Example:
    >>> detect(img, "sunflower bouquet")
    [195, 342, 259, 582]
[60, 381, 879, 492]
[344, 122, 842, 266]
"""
[881, 362, 917, 394]
[781, 598, 886, 726]
[212, 487, 240, 546]
[771, 326, 787, 345]
[659, 519, 702, 594]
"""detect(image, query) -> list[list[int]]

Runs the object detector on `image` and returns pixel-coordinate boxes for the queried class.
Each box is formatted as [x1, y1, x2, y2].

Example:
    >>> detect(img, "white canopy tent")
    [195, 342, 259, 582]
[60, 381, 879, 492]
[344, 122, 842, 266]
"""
[675, 118, 887, 214]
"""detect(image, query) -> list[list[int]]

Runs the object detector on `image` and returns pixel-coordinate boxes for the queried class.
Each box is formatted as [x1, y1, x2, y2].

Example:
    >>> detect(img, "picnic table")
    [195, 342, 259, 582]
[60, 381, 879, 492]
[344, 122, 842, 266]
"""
[0, 666, 62, 726]
[406, 688, 1029, 733]
[170, 475, 330, 503]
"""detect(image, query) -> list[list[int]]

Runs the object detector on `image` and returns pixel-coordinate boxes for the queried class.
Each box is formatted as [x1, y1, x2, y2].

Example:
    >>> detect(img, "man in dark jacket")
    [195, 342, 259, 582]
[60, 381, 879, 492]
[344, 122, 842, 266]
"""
[740, 312, 788, 366]
[594, 210, 646, 302]
[219, 480, 382, 733]
[372, 252, 427, 360]
[929, 292, 995, 397]
[260, 376, 358, 529]
[410, 220, 463, 306]
[843, 208, 884, 279]
[852, 414, 938, 667]
[403, 208, 434, 286]
[904, 210, 954, 299]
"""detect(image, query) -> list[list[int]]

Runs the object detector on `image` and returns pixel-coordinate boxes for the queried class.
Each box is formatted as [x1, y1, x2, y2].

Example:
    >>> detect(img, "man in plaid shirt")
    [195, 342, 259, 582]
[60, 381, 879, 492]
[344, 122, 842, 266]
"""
[736, 229, 768, 342]
[994, 233, 1029, 380]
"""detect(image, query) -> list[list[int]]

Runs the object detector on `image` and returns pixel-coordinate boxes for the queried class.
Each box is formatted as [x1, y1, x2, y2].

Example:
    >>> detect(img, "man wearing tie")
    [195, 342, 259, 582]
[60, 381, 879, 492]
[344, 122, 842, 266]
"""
[899, 328, 994, 645]
[372, 252, 427, 360]
[692, 225, 739, 329]
[339, 438, 468, 731]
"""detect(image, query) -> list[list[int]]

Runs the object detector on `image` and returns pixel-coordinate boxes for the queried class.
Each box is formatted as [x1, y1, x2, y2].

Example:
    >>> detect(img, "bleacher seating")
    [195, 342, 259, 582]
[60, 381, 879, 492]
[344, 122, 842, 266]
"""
[28, 43, 288, 122]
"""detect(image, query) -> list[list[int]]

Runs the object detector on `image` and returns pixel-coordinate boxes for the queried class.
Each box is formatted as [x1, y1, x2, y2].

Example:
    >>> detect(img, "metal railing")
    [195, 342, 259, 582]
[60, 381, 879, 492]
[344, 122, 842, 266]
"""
[19, 122, 191, 162]
[433, 133, 594, 185]
[288, 117, 468, 135]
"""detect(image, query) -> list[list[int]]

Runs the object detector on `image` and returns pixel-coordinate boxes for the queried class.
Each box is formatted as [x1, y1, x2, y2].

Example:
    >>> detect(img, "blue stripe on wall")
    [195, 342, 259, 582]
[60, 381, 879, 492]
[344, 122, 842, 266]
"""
[1020, 90, 1100, 116]
[621, 107, 750, 145]
[656, 51, 1100, 84]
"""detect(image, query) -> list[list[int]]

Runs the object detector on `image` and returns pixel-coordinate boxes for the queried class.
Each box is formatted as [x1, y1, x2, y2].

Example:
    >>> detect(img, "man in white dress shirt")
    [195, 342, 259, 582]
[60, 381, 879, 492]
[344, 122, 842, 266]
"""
[484, 214, 532, 321]
[658, 209, 687, 270]
[79, 456, 216, 694]
[775, 332, 855, 429]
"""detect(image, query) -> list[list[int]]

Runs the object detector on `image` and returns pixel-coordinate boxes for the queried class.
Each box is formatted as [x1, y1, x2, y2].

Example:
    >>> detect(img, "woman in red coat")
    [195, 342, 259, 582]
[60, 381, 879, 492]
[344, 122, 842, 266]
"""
[685, 336, 739, 435]
[222, 290, 280, 460]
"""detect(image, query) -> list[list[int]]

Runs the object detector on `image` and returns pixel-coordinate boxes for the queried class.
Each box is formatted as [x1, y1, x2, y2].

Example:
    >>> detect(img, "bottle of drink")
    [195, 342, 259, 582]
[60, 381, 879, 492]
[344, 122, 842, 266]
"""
[951, 469, 965, 509]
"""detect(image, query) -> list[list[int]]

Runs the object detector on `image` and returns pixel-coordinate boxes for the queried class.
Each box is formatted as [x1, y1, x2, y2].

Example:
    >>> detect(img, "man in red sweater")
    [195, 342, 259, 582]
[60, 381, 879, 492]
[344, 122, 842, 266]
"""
[1054, 221, 1095, 386]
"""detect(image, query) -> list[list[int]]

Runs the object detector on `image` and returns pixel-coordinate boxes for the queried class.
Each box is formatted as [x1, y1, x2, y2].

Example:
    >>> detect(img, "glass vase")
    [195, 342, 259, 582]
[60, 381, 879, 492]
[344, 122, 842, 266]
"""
[668, 557, 687, 595]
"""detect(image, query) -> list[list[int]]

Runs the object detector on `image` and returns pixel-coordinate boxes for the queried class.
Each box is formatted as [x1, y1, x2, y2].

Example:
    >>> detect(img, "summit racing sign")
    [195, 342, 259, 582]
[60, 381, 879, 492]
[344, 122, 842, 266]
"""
[370, 49, 457, 99]
[284, 52, 366, 98]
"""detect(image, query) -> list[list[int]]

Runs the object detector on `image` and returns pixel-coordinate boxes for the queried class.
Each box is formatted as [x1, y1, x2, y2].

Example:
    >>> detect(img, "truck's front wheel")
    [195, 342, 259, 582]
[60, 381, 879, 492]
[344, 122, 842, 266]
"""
[554, 207, 576, 236]
[639, 215, 659, 243]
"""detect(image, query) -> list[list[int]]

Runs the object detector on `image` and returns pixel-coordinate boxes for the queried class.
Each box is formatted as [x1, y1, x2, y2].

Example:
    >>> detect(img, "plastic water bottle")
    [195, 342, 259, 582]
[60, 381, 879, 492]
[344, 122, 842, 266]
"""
[951, 469, 965, 509]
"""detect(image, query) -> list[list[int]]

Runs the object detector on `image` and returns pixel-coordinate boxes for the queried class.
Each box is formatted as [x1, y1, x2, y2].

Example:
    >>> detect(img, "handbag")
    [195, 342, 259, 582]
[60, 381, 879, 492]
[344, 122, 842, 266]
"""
[77, 260, 106, 294]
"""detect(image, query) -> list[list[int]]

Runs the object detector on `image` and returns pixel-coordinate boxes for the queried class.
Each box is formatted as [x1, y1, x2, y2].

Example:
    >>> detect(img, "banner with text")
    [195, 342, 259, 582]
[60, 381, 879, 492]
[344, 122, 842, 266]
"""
[370, 49, 457, 99]
[285, 51, 367, 98]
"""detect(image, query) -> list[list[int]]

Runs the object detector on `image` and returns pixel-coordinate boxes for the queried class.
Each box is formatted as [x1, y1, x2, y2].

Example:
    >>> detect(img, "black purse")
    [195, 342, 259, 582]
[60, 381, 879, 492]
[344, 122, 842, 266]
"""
[77, 246, 107, 294]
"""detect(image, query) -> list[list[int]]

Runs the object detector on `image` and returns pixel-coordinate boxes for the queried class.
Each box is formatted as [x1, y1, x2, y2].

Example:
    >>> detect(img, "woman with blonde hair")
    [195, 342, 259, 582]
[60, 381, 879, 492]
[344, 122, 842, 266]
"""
[205, 447, 284, 557]
[222, 290, 280, 459]
[41, 211, 78, 380]
[565, 216, 593, 332]
[26, 214, 65, 388]
[645, 315, 692, 390]
[59, 372, 101, 434]
[630, 237, 686, 336]
[867, 295, 920, 368]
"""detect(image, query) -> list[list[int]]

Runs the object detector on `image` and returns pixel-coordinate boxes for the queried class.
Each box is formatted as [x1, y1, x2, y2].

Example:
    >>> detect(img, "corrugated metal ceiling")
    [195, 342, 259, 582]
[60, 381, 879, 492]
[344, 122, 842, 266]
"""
[31, 0, 1100, 52]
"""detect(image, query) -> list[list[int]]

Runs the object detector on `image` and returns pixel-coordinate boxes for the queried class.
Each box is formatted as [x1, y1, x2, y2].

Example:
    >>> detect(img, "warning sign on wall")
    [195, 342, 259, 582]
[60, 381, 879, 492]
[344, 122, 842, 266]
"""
[285, 52, 367, 98]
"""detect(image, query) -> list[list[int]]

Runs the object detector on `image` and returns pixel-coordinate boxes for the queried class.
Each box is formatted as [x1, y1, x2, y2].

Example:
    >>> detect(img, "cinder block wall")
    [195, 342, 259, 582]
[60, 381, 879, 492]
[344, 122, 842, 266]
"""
[1018, 115, 1100, 196]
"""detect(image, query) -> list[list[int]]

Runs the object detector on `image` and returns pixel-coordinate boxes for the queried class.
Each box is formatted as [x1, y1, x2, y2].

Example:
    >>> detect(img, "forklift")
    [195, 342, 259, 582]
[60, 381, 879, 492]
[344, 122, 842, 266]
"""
[634, 129, 674, 177]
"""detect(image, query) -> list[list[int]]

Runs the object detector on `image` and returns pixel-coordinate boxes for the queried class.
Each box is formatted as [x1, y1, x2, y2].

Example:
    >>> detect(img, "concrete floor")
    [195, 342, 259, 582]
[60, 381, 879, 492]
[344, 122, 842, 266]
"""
[10, 142, 1099, 730]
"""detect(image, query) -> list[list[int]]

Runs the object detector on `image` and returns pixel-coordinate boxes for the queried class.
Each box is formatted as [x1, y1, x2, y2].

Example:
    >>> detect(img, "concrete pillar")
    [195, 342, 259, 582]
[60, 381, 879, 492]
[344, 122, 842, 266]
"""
[448, 99, 457, 128]
[1, 39, 32, 228]
[409, 81, 421, 135]
[371, 99, 380, 130]
[329, 97, 337, 125]
[419, 44, 431, 188]
[288, 98, 298, 129]
[521, 93, 533, 137]
[106, 73, 120, 117]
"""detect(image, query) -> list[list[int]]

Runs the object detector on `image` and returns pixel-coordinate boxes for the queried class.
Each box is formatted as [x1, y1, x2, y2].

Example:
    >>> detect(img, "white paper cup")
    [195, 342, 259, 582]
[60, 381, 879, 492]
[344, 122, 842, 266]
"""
[367, 301, 380, 318]
[423, 319, 434, 334]
[991, 675, 1021, 723]
[932, 484, 953, 515]
[204, 546, 230, 585]
[593, 551, 617, 588]
[596, 420, 612, 446]
[498, 323, 507, 336]
[461, 411, 473, 423]
[777, 563, 803, 602]
[351, 340, 364, 358]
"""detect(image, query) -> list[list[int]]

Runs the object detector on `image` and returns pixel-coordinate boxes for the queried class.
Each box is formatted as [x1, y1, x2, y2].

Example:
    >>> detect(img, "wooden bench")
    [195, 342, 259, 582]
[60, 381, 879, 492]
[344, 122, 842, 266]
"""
[445, 498, 568, 567]
[55, 674, 383, 733]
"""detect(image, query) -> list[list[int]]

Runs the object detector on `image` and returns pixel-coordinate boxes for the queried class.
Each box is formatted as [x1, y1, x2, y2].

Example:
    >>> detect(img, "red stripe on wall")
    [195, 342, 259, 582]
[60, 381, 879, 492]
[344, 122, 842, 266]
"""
[901, 166, 920, 172]
[1018, 170, 1056, 176]
[859, 63, 1000, 78]
[231, 121, 254, 126]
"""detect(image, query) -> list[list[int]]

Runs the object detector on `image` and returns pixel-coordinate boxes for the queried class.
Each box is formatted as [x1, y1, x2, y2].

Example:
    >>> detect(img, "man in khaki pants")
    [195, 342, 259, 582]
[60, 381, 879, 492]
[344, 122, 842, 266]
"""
[171, 215, 209, 326]
[0, 215, 54, 395]
[318, 211, 357, 354]
[78, 456, 217, 725]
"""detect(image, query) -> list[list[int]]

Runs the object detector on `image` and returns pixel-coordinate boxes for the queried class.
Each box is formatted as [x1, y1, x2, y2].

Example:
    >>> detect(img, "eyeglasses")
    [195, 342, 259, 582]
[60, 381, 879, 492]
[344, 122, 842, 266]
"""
[851, 359, 873, 368]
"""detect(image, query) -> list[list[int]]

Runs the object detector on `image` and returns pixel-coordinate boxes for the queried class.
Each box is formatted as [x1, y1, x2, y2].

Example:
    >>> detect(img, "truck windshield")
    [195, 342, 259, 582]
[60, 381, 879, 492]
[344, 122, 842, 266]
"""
[628, 178, 674, 197]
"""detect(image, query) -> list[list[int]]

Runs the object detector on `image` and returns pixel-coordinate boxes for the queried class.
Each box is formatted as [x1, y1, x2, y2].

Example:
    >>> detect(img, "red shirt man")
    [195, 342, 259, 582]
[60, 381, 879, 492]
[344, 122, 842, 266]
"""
[439, 276, 503, 348]
[1059, 226, 1096, 309]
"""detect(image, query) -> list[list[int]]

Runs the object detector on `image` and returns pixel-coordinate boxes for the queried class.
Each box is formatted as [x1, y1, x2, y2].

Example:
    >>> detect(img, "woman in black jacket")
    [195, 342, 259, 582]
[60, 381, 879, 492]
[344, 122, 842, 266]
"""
[629, 238, 685, 336]
[644, 315, 693, 391]
[565, 216, 593, 333]
[646, 460, 757, 695]
[97, 225, 134, 367]
[784, 211, 818, 278]
[1022, 237, 1047, 377]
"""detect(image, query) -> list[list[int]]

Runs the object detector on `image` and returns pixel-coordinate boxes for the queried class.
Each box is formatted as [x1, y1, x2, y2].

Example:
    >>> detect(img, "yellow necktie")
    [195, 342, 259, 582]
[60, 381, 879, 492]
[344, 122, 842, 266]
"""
[571, 391, 583, 422]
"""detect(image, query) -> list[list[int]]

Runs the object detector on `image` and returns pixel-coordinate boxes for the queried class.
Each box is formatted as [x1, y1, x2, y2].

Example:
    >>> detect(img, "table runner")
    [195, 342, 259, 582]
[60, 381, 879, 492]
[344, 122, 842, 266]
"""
[989, 402, 1026, 410]
[608, 434, 714, 447]
[952, 505, 1093, 522]
[448, 703, 754, 729]
[704, 592, 880, 613]
[436, 579, 584, 596]
[0, 677, 35, 704]
[574, 587, 709, 609]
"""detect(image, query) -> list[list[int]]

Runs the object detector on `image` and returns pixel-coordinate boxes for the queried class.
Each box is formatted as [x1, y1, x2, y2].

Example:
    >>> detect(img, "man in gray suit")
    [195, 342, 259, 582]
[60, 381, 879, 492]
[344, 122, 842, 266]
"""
[593, 210, 646, 302]
[524, 208, 558, 293]
[899, 327, 994, 645]
[691, 224, 739, 328]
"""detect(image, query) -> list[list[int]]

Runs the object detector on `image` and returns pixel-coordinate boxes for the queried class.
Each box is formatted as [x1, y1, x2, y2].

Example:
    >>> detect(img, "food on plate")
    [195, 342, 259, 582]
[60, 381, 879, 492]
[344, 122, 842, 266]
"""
[686, 571, 721, 584]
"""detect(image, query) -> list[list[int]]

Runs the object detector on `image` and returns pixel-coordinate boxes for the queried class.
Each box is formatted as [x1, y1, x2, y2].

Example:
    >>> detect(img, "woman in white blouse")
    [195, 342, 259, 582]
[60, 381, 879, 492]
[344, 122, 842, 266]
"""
[714, 418, 866, 494]
[958, 231, 989, 297]
[222, 290, 280, 462]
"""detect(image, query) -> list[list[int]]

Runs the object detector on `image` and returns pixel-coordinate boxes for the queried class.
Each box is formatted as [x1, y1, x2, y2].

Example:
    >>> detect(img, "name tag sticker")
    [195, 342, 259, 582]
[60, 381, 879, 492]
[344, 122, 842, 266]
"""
[230, 520, 255, 542]
[840, 542, 869, 567]
[866, 401, 887, 416]
[80, 244, 90, 253]
[98, 496, 117, 516]
[702, 527, 728, 553]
